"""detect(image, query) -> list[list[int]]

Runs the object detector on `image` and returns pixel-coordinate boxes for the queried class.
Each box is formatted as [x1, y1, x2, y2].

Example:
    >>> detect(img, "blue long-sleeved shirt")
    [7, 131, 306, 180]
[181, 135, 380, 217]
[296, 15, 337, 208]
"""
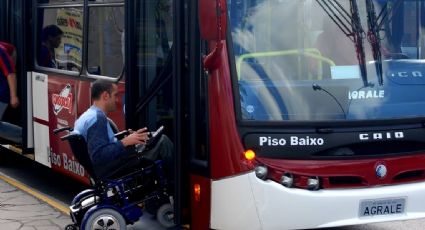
[74, 105, 127, 175]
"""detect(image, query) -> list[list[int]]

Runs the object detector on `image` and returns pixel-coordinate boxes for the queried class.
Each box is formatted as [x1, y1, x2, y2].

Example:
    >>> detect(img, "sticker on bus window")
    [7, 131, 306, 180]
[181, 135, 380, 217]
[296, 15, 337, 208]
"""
[331, 65, 360, 79]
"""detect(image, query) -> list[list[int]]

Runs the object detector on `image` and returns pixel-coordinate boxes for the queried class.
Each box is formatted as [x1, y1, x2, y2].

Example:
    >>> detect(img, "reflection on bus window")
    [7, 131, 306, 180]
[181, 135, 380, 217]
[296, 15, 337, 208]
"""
[136, 0, 173, 88]
[133, 0, 174, 138]
[37, 7, 83, 72]
[88, 6, 124, 77]
[88, 0, 124, 3]
[228, 0, 425, 122]
[38, 25, 64, 69]
[37, 0, 124, 4]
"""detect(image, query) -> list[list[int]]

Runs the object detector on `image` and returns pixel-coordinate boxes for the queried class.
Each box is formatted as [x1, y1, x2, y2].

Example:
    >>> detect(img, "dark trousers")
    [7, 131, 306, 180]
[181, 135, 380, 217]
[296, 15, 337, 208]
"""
[96, 135, 174, 180]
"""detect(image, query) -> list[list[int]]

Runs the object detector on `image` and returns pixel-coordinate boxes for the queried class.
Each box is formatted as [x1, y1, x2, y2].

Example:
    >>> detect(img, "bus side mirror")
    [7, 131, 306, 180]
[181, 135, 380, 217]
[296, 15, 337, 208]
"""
[198, 0, 227, 41]
[199, 0, 227, 71]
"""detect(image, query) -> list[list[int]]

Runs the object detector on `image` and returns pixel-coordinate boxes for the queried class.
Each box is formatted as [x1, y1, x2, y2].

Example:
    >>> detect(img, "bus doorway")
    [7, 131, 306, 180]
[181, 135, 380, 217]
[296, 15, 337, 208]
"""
[0, 0, 30, 147]
[125, 0, 209, 227]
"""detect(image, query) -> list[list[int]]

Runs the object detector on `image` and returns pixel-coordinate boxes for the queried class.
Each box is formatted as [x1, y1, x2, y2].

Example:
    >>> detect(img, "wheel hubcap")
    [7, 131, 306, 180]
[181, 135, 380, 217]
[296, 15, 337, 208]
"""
[92, 214, 120, 230]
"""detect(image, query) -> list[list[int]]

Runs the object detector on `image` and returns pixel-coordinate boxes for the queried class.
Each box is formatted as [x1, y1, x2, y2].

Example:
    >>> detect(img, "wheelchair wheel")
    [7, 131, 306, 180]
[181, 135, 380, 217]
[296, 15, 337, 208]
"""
[64, 224, 78, 230]
[145, 202, 160, 216]
[157, 203, 175, 228]
[83, 208, 126, 230]
[145, 196, 168, 216]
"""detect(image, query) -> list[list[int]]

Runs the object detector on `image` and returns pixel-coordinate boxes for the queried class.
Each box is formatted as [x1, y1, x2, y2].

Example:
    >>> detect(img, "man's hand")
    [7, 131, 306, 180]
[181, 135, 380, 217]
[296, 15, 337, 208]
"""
[120, 127, 149, 147]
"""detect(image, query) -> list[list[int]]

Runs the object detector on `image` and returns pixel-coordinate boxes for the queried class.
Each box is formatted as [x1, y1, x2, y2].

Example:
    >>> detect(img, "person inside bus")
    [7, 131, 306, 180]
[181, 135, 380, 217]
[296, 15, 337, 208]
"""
[315, 17, 359, 66]
[37, 25, 63, 68]
[73, 79, 174, 179]
[0, 41, 21, 143]
[310, 14, 366, 79]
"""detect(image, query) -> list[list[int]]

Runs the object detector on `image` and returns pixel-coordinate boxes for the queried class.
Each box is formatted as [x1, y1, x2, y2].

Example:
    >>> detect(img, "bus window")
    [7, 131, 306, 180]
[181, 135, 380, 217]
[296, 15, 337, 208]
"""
[36, 7, 83, 72]
[144, 81, 174, 139]
[37, 0, 83, 4]
[130, 0, 174, 136]
[399, 1, 418, 59]
[88, 0, 124, 2]
[135, 0, 173, 90]
[87, 6, 124, 77]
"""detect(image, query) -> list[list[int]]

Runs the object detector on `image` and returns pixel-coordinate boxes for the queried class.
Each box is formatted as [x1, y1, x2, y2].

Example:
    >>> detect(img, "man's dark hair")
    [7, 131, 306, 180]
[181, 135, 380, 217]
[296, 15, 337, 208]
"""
[41, 25, 64, 42]
[91, 80, 114, 100]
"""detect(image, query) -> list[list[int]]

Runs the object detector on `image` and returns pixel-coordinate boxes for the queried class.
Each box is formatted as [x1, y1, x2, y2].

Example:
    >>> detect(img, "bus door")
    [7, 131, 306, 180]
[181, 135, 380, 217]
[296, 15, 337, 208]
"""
[0, 0, 29, 147]
[126, 0, 210, 227]
[126, 0, 183, 226]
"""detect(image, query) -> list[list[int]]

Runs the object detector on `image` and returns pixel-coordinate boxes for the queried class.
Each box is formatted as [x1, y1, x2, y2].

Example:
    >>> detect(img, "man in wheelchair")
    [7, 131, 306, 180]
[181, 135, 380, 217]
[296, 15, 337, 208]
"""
[60, 80, 175, 229]
[74, 79, 173, 180]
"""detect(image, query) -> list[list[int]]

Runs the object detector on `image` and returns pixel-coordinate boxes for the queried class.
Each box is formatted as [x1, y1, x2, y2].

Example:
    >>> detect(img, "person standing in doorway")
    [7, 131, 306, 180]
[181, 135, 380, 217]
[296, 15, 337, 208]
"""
[0, 41, 21, 143]
[0, 41, 19, 119]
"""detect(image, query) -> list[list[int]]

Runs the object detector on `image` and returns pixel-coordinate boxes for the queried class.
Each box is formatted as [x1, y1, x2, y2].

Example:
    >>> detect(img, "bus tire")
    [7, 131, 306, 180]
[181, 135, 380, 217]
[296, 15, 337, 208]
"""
[83, 208, 126, 230]
[156, 203, 175, 228]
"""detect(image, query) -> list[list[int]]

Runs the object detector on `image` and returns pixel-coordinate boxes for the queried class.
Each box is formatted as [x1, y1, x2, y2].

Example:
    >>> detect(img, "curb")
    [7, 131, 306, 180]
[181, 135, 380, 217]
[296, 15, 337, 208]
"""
[0, 172, 69, 215]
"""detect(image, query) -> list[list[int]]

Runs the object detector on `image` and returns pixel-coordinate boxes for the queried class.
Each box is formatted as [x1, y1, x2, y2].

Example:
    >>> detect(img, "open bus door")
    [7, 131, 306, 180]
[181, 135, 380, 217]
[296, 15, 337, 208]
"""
[125, 0, 210, 228]
[125, 0, 186, 227]
[0, 0, 31, 151]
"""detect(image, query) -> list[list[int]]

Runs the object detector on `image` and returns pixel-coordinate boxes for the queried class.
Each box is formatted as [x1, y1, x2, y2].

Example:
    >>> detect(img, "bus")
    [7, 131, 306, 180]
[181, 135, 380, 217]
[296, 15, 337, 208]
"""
[2, 0, 425, 229]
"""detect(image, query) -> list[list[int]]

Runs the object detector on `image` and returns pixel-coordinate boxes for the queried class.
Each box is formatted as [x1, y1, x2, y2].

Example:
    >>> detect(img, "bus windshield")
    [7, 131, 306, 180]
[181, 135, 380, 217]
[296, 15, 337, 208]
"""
[228, 0, 425, 121]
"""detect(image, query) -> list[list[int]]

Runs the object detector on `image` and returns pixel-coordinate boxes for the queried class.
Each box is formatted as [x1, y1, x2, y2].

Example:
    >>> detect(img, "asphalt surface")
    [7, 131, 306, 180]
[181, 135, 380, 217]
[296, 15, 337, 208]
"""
[0, 178, 71, 229]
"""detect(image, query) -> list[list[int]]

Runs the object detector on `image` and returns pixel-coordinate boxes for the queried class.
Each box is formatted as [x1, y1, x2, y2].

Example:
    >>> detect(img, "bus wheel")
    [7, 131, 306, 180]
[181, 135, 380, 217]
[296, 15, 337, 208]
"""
[83, 208, 126, 230]
[157, 203, 175, 228]
[64, 224, 78, 230]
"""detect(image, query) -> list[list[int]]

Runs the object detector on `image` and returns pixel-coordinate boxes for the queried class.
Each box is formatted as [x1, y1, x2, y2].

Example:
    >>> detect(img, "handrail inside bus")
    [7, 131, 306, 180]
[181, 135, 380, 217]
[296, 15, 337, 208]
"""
[236, 48, 336, 80]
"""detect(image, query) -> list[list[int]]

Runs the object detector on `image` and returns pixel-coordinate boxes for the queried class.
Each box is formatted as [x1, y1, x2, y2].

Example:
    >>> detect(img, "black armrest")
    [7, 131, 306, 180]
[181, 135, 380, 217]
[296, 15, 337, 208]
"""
[53, 127, 73, 134]
[60, 133, 79, 141]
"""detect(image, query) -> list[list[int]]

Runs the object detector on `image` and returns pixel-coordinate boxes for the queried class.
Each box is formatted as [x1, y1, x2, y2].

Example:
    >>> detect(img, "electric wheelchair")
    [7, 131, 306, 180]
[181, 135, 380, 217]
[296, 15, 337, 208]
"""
[54, 126, 175, 230]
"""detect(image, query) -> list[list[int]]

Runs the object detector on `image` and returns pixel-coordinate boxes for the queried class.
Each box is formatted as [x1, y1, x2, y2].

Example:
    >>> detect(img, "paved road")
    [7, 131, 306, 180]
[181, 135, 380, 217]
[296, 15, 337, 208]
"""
[0, 178, 70, 229]
[321, 219, 425, 230]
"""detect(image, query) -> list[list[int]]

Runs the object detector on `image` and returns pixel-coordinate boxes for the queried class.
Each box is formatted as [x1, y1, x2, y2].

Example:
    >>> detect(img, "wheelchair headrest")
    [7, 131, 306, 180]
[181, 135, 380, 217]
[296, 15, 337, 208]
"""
[61, 133, 98, 180]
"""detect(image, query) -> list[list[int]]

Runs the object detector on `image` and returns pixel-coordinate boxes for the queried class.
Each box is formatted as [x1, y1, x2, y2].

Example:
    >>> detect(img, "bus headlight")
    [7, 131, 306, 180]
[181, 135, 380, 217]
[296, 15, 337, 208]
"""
[307, 176, 320, 190]
[280, 173, 294, 188]
[255, 165, 268, 180]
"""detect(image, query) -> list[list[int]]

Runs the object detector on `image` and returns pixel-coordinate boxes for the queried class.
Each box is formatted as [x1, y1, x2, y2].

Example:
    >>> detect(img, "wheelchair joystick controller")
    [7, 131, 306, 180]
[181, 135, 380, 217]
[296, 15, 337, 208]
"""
[135, 126, 164, 153]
